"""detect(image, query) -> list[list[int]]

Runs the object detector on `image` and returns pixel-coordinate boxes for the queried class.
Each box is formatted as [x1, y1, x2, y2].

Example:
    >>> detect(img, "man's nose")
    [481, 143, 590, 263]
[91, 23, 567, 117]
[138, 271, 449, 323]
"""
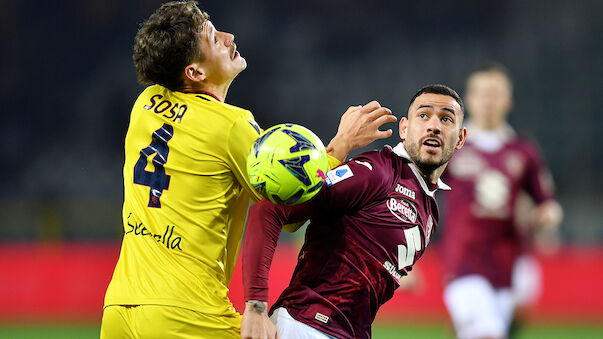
[223, 32, 235, 46]
[426, 116, 442, 134]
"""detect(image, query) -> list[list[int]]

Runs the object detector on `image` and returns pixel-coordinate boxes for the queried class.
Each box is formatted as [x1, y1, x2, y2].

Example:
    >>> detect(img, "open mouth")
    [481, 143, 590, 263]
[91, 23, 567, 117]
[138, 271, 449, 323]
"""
[422, 137, 442, 148]
[231, 44, 239, 60]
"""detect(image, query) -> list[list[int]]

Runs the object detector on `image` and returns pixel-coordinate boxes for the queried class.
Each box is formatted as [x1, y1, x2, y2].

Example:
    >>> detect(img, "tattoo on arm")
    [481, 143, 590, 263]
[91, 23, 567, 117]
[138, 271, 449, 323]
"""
[246, 300, 268, 314]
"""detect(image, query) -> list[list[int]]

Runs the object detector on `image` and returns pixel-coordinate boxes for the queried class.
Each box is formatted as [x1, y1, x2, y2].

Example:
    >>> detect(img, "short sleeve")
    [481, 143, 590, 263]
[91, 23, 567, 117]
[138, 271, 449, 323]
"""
[327, 154, 341, 170]
[226, 111, 263, 201]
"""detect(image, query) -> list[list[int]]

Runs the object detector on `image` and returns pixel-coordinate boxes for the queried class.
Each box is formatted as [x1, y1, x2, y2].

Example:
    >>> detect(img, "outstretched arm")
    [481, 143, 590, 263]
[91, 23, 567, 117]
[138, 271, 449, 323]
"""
[241, 199, 317, 339]
[326, 101, 396, 162]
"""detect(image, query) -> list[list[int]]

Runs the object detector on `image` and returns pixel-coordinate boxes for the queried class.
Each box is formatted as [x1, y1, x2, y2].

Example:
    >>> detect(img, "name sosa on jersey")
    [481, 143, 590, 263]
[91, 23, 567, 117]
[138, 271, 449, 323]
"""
[143, 94, 188, 124]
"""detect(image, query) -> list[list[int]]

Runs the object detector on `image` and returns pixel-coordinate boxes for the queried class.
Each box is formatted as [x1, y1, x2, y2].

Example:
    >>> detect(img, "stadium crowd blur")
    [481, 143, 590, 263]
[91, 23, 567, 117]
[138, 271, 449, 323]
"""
[2, 0, 601, 246]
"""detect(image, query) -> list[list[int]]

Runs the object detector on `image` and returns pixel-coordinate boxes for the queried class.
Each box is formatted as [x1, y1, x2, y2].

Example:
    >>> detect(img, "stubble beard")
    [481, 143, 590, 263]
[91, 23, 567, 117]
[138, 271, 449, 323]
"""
[406, 140, 455, 176]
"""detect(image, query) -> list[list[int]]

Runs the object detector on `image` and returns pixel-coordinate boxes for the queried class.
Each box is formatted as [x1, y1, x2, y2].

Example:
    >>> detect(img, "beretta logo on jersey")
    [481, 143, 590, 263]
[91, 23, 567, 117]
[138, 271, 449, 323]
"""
[386, 197, 418, 223]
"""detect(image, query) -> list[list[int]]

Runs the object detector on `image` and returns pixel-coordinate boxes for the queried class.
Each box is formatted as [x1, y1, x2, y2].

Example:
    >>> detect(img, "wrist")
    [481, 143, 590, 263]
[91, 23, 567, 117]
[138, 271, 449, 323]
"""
[327, 135, 351, 162]
[245, 300, 268, 314]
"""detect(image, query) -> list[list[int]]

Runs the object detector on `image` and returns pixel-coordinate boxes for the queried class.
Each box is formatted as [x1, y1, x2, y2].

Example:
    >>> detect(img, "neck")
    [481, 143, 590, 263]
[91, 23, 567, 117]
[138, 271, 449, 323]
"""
[181, 80, 233, 102]
[470, 117, 506, 131]
[415, 162, 447, 185]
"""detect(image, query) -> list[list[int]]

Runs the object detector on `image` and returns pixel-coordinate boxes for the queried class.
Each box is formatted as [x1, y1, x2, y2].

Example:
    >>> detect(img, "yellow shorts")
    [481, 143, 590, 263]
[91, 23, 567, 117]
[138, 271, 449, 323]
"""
[100, 305, 241, 339]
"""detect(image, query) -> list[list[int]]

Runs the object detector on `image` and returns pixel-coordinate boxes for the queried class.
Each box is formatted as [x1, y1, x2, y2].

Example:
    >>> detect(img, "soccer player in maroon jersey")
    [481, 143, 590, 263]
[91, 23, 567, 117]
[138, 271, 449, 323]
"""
[440, 63, 563, 339]
[241, 84, 468, 339]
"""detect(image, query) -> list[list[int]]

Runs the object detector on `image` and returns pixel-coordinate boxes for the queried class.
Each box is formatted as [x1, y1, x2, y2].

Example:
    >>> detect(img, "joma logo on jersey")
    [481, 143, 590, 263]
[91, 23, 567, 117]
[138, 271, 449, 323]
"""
[386, 198, 417, 223]
[395, 184, 416, 199]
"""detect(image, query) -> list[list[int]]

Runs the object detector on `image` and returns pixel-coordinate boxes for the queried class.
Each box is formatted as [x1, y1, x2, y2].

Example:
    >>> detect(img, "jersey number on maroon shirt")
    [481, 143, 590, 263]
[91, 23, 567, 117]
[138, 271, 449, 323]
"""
[398, 226, 422, 269]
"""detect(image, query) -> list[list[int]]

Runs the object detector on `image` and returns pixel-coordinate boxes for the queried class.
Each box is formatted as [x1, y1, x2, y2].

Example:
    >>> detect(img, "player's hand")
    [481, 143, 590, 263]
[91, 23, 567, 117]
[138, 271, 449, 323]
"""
[532, 200, 563, 230]
[326, 101, 397, 162]
[241, 301, 278, 339]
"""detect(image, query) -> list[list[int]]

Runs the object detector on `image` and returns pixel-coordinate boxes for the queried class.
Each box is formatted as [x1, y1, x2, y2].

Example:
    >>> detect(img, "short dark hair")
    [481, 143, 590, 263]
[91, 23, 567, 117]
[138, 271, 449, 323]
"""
[409, 84, 465, 113]
[468, 62, 513, 90]
[133, 1, 209, 91]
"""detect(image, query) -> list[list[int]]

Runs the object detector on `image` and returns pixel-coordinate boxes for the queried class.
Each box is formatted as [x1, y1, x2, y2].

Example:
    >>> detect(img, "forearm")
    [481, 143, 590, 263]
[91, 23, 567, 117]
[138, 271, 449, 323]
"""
[242, 200, 286, 301]
[243, 195, 325, 300]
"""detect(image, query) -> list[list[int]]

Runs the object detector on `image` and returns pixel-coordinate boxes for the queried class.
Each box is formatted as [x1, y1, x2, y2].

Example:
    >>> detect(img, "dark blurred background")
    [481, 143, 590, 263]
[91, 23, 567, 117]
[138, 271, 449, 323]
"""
[1, 0, 601, 243]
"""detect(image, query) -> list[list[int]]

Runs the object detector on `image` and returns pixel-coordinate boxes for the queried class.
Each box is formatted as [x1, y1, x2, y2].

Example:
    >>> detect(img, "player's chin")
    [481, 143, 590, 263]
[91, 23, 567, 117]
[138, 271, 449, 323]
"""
[419, 152, 445, 166]
[230, 63, 247, 80]
[420, 147, 441, 158]
[235, 56, 247, 70]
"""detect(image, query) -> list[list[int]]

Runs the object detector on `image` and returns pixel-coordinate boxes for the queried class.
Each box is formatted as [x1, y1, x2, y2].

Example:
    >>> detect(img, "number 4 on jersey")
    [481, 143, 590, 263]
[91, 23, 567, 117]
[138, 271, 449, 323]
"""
[134, 124, 174, 208]
[398, 226, 422, 270]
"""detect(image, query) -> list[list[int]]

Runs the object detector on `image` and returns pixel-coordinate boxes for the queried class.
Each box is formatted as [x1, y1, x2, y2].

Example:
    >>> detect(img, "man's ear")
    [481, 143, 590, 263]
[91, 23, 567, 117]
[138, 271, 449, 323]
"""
[456, 127, 467, 149]
[184, 63, 206, 82]
[399, 117, 408, 141]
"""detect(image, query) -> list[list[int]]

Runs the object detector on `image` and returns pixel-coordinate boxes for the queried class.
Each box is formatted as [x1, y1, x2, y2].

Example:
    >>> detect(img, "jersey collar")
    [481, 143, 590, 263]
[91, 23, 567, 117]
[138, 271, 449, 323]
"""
[179, 90, 222, 102]
[392, 142, 451, 197]
[465, 122, 515, 153]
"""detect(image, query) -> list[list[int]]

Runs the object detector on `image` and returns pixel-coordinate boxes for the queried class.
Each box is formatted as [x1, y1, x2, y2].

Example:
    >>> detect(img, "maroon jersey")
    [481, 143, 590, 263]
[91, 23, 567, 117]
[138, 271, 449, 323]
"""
[243, 143, 449, 339]
[441, 126, 554, 288]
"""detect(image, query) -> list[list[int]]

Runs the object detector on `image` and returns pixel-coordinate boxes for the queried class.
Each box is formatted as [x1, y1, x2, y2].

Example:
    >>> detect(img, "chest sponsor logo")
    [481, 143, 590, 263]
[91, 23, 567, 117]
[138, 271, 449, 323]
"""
[475, 170, 510, 212]
[325, 164, 353, 186]
[504, 151, 524, 178]
[386, 198, 417, 223]
[395, 184, 416, 199]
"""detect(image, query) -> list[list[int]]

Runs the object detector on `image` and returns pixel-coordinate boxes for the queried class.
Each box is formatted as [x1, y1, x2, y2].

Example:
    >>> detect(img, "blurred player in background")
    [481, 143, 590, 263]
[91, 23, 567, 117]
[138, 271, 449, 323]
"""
[241, 85, 467, 339]
[100, 1, 396, 338]
[440, 63, 563, 339]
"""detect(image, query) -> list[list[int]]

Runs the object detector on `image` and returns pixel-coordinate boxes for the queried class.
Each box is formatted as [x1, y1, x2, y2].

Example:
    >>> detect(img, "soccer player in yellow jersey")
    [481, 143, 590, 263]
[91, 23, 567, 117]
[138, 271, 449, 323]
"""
[100, 1, 396, 338]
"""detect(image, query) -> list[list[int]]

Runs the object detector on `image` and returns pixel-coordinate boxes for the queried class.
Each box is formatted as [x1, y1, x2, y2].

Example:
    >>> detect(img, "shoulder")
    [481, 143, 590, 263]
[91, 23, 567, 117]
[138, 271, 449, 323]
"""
[340, 146, 397, 182]
[508, 135, 544, 161]
[352, 145, 397, 166]
[219, 101, 254, 120]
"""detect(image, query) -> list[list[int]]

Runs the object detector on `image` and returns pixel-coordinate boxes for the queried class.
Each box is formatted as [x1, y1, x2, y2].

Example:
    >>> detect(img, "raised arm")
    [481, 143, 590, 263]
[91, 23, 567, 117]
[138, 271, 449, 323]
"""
[326, 101, 396, 162]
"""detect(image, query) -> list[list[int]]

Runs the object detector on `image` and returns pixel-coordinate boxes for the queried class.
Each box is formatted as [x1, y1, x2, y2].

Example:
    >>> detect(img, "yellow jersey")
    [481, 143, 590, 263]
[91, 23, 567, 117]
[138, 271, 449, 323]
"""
[104, 85, 340, 317]
[104, 84, 264, 316]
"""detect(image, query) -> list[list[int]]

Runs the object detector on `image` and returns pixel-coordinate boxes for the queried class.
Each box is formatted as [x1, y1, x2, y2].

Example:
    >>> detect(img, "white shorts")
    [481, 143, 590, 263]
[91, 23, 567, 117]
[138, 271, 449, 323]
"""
[512, 254, 542, 308]
[443, 275, 514, 339]
[270, 307, 334, 339]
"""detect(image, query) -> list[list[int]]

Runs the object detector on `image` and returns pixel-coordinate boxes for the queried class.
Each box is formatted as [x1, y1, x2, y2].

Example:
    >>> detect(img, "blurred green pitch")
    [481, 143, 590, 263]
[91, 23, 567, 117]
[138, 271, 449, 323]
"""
[1, 323, 603, 338]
